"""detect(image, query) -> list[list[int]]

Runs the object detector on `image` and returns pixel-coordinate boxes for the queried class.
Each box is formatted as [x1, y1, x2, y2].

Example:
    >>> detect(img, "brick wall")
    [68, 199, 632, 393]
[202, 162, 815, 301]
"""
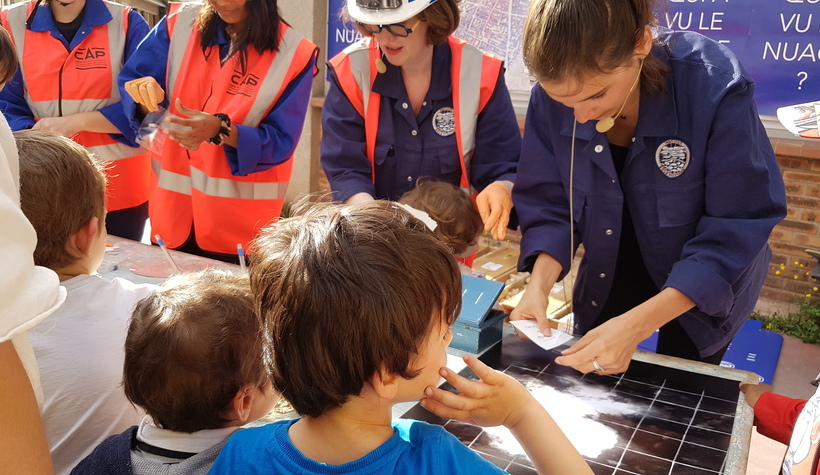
[761, 138, 820, 304]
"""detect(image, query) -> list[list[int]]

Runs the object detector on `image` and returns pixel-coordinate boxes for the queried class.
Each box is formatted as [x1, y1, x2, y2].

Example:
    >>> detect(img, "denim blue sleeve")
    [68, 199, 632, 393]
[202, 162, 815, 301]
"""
[225, 51, 318, 176]
[0, 67, 36, 130]
[664, 79, 786, 316]
[468, 72, 520, 191]
[319, 73, 376, 202]
[513, 86, 574, 278]
[117, 17, 171, 143]
[98, 9, 151, 146]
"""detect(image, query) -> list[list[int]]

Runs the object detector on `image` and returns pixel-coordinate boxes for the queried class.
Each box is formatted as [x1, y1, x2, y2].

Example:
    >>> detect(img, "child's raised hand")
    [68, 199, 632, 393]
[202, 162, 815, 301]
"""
[739, 382, 773, 409]
[420, 354, 535, 429]
[421, 354, 593, 474]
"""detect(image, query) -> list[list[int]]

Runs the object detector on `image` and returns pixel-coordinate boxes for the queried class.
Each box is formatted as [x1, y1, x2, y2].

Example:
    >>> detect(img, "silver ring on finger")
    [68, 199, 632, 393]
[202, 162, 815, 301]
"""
[591, 357, 604, 373]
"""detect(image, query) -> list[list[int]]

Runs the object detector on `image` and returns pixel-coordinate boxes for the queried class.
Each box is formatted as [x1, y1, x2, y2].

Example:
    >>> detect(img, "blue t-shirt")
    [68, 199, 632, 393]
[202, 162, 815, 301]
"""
[209, 418, 508, 474]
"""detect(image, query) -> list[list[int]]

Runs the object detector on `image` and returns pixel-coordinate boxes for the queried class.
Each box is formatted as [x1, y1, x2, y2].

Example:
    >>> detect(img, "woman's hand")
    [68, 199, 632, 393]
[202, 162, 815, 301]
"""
[124, 76, 165, 112]
[476, 181, 512, 240]
[555, 314, 646, 375]
[509, 285, 552, 337]
[31, 116, 82, 138]
[509, 253, 563, 338]
[165, 99, 222, 151]
[555, 288, 693, 375]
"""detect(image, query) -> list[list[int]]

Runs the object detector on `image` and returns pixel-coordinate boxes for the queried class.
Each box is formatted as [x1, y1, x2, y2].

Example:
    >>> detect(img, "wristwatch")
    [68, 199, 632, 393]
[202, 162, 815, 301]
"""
[207, 113, 231, 145]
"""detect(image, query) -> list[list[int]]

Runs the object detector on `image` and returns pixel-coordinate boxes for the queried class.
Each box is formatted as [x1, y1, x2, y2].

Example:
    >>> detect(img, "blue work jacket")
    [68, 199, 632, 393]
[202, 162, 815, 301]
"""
[321, 41, 520, 202]
[514, 30, 787, 356]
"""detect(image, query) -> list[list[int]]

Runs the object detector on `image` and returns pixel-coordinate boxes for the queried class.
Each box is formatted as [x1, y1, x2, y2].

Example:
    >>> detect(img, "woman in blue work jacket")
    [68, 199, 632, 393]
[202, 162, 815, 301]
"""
[321, 0, 520, 240]
[511, 0, 787, 375]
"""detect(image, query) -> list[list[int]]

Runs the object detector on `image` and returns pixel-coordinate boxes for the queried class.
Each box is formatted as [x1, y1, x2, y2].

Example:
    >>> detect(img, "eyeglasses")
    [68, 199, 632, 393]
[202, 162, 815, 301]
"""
[356, 0, 403, 8]
[357, 19, 421, 37]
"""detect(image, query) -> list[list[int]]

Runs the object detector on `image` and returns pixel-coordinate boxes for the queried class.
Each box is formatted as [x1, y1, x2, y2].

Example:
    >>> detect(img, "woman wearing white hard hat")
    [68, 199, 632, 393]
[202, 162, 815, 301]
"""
[321, 0, 520, 241]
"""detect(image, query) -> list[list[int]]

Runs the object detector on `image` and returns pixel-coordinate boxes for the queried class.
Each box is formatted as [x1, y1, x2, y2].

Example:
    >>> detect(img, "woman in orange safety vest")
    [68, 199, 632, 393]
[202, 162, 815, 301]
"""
[120, 0, 318, 262]
[321, 0, 521, 241]
[0, 0, 151, 241]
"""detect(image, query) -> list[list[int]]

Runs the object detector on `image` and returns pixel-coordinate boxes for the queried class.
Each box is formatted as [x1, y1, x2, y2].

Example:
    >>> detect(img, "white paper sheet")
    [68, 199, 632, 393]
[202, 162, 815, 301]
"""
[510, 320, 575, 351]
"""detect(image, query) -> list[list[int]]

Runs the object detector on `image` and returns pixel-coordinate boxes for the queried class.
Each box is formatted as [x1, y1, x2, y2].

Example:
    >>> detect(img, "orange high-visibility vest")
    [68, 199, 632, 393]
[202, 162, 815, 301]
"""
[150, 3, 318, 254]
[1, 0, 150, 212]
[327, 36, 502, 190]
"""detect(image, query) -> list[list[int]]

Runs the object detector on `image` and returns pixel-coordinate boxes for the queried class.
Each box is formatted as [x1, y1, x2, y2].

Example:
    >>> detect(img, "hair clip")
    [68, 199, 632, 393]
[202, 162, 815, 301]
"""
[394, 203, 438, 231]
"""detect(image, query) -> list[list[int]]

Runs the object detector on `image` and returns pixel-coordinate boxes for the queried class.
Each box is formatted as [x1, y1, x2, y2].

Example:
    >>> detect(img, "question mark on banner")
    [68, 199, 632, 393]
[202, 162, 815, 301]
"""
[797, 71, 808, 90]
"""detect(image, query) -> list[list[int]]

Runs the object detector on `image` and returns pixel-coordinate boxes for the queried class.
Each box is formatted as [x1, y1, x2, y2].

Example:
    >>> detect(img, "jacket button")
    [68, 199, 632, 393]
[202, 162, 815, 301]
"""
[605, 229, 613, 235]
[402, 103, 408, 109]
[594, 145, 603, 153]
[407, 176, 413, 182]
[591, 300, 598, 306]
[599, 273, 606, 278]
[411, 130, 417, 136]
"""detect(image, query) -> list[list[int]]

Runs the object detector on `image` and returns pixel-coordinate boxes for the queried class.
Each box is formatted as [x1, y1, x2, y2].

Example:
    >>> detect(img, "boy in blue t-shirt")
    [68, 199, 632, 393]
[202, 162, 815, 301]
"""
[211, 200, 591, 474]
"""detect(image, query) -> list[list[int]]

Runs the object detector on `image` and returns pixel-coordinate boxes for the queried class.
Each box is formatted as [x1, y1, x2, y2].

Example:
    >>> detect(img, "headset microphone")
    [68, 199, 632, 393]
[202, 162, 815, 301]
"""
[375, 56, 387, 74]
[595, 116, 616, 134]
[595, 59, 643, 134]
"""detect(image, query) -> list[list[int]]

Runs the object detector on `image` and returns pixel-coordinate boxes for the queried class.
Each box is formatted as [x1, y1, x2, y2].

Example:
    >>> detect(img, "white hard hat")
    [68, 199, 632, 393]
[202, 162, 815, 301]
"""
[347, 0, 438, 25]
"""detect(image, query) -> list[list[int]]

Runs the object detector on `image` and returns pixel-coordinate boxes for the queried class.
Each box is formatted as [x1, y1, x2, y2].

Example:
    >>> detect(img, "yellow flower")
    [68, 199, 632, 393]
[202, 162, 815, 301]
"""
[775, 271, 781, 275]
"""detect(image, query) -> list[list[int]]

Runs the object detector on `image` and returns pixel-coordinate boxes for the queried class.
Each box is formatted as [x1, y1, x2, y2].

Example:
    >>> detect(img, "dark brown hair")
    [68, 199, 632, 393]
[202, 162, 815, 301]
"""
[417, 0, 460, 45]
[197, 0, 283, 73]
[0, 26, 18, 87]
[523, 0, 669, 96]
[347, 0, 460, 46]
[16, 130, 107, 269]
[399, 179, 482, 256]
[123, 269, 267, 433]
[250, 200, 461, 418]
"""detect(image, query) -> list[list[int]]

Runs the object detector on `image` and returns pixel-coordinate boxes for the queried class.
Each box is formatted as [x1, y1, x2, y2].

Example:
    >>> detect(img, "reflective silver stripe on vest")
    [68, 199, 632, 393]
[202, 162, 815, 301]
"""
[342, 38, 484, 185]
[166, 6, 308, 129]
[341, 39, 377, 116]
[152, 158, 287, 200]
[166, 3, 199, 100]
[86, 141, 144, 161]
[4, 4, 29, 64]
[454, 43, 484, 178]
[8, 2, 126, 118]
[244, 27, 304, 126]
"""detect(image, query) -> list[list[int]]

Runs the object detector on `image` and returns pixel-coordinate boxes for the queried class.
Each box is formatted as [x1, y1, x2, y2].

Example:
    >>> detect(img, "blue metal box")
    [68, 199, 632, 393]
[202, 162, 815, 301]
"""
[449, 276, 506, 353]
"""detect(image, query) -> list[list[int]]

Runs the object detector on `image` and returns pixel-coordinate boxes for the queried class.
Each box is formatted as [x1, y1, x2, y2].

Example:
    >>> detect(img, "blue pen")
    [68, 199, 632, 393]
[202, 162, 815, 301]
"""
[154, 234, 181, 273]
[237, 243, 247, 273]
